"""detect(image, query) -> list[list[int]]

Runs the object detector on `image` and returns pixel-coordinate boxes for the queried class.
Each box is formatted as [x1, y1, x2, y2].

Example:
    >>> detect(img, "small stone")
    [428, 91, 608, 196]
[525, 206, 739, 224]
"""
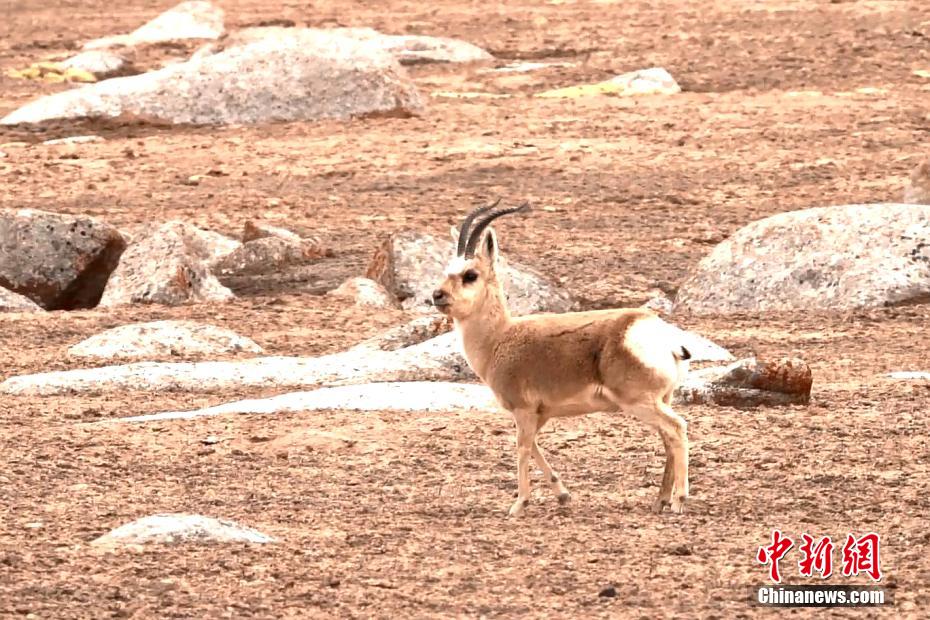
[902, 159, 930, 205]
[91, 513, 274, 545]
[537, 67, 680, 99]
[0, 287, 43, 313]
[242, 220, 303, 244]
[58, 50, 129, 80]
[888, 371, 930, 380]
[215, 236, 326, 277]
[598, 585, 617, 598]
[329, 277, 400, 309]
[42, 135, 104, 146]
[641, 290, 674, 315]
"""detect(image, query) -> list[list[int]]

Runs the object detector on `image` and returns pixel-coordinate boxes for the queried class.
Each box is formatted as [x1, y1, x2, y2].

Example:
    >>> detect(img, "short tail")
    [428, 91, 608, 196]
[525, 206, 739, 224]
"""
[674, 345, 692, 361]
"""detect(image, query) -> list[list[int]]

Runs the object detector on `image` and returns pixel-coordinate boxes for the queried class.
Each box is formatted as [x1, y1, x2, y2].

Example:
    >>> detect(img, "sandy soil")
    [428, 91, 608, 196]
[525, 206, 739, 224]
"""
[1, 0, 929, 617]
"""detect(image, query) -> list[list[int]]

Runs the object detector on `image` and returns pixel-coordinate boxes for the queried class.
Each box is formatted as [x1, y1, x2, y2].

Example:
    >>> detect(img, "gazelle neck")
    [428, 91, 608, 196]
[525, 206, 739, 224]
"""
[453, 283, 511, 381]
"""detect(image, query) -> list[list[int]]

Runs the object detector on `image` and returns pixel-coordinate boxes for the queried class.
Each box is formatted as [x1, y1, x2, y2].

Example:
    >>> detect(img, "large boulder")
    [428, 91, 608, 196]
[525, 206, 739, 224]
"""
[675, 204, 930, 314]
[69, 320, 263, 360]
[0, 287, 42, 312]
[2, 30, 422, 127]
[366, 230, 576, 315]
[0, 209, 126, 310]
[83, 1, 225, 50]
[99, 221, 234, 307]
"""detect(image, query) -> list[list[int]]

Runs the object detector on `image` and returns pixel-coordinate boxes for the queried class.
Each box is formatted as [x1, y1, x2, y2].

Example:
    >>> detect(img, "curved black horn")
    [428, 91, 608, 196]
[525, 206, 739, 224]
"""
[456, 199, 501, 256]
[463, 202, 530, 258]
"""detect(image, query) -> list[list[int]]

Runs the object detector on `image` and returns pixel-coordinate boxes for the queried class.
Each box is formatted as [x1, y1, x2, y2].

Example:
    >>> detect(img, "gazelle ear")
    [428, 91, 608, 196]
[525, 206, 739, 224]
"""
[476, 227, 499, 265]
[450, 225, 460, 247]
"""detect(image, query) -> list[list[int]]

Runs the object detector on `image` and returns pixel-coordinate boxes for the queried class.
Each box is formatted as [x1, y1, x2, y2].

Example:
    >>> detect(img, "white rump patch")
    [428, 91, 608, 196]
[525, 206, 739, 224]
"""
[624, 316, 687, 381]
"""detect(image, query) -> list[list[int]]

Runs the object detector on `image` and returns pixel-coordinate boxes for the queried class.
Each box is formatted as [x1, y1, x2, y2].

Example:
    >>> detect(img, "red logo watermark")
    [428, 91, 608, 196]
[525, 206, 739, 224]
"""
[757, 530, 882, 583]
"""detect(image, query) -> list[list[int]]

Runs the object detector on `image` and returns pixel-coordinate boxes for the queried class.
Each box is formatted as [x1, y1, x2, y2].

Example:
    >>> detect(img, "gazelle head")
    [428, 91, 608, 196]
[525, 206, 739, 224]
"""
[431, 200, 529, 321]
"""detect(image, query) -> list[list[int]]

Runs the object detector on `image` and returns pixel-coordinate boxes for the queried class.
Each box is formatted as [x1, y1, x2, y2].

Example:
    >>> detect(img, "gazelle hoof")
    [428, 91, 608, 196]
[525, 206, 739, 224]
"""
[508, 498, 529, 517]
[557, 492, 571, 505]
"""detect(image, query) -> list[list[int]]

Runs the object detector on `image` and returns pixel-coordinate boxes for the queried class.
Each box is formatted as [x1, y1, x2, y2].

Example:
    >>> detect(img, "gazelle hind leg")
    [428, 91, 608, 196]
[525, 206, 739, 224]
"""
[603, 389, 689, 513]
[654, 430, 676, 513]
[654, 399, 688, 513]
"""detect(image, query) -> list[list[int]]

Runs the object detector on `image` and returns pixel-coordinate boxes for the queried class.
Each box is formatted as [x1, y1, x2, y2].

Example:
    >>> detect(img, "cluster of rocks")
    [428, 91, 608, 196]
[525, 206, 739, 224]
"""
[0, 1, 687, 128]
[0, 2, 496, 128]
[0, 209, 329, 311]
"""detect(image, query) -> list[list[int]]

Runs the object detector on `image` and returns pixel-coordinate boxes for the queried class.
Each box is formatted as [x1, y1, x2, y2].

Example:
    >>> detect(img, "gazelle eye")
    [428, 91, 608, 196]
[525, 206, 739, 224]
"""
[462, 270, 479, 284]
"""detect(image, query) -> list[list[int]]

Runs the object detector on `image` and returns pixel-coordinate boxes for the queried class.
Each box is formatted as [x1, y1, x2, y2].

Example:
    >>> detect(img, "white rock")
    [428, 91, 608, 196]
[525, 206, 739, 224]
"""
[333, 28, 493, 65]
[606, 67, 681, 96]
[888, 371, 930, 380]
[675, 204, 930, 314]
[217, 26, 492, 66]
[69, 320, 263, 360]
[83, 1, 224, 50]
[115, 382, 499, 423]
[42, 135, 104, 145]
[1, 331, 471, 396]
[0, 287, 42, 312]
[59, 50, 128, 79]
[113, 354, 805, 422]
[329, 277, 399, 309]
[4, 30, 422, 127]
[92, 513, 273, 545]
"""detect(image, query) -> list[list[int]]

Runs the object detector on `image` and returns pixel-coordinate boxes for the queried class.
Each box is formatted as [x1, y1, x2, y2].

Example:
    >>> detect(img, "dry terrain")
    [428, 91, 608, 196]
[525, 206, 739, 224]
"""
[1, 0, 929, 617]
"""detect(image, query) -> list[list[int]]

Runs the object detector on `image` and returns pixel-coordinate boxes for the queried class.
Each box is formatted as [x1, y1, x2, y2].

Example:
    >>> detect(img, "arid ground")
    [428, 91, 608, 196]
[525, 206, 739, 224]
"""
[2, 0, 929, 617]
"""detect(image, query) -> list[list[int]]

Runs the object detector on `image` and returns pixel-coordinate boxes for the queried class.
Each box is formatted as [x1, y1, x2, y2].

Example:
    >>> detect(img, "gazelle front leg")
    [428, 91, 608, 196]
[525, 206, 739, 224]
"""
[508, 410, 535, 517]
